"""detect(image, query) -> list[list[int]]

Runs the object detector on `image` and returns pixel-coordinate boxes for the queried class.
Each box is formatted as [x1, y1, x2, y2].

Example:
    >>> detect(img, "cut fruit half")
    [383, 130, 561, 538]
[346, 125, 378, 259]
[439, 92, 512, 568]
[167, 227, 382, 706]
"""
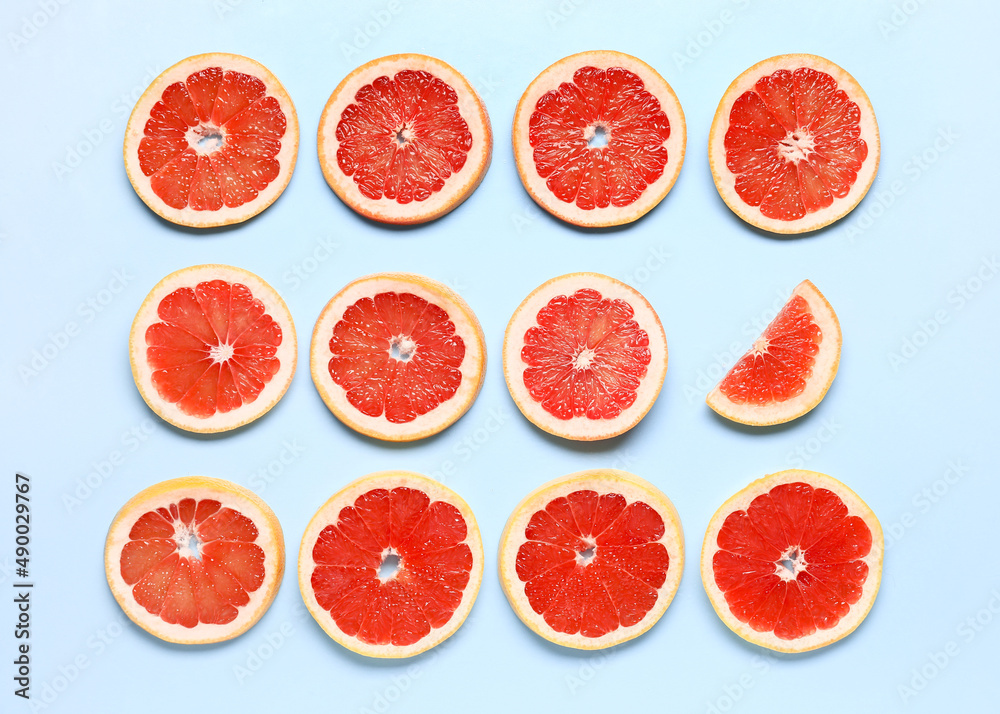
[299, 471, 484, 658]
[503, 273, 667, 440]
[498, 470, 683, 650]
[310, 273, 486, 441]
[105, 476, 284, 644]
[124, 53, 299, 227]
[130, 264, 297, 433]
[318, 54, 493, 225]
[513, 50, 686, 227]
[701, 470, 883, 653]
[706, 279, 840, 426]
[709, 54, 879, 234]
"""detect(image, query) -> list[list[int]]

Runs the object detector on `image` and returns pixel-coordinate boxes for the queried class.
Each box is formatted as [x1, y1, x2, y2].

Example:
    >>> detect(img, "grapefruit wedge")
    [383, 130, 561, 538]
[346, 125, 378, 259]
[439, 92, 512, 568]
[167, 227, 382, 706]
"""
[503, 273, 667, 440]
[498, 470, 684, 649]
[105, 476, 284, 644]
[310, 273, 486, 441]
[709, 54, 879, 234]
[701, 470, 883, 652]
[130, 265, 297, 433]
[299, 471, 484, 658]
[513, 50, 686, 227]
[124, 53, 298, 227]
[707, 280, 840, 426]
[318, 54, 493, 224]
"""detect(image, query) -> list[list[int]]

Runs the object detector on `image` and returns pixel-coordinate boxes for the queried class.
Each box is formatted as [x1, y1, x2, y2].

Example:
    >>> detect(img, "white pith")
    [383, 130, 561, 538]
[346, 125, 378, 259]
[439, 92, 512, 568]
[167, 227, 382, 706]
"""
[318, 54, 493, 225]
[708, 54, 880, 234]
[298, 471, 484, 658]
[310, 273, 486, 442]
[129, 264, 298, 434]
[503, 272, 668, 440]
[706, 279, 840, 426]
[123, 53, 299, 228]
[512, 50, 686, 228]
[498, 470, 684, 650]
[700, 469, 883, 653]
[104, 476, 284, 645]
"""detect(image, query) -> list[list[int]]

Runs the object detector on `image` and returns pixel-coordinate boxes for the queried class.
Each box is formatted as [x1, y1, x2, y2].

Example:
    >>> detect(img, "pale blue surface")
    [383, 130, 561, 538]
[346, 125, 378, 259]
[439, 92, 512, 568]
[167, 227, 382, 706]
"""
[2, 1, 998, 712]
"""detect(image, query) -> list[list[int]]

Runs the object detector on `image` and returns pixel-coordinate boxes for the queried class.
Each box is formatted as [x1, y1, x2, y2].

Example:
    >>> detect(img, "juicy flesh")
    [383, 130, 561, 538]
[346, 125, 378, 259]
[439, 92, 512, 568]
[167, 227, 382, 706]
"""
[515, 490, 669, 638]
[719, 295, 820, 405]
[310, 487, 473, 647]
[328, 291, 465, 424]
[529, 66, 671, 210]
[119, 498, 265, 628]
[724, 67, 868, 221]
[145, 280, 282, 419]
[521, 288, 651, 420]
[713, 482, 872, 641]
[138, 67, 287, 211]
[336, 69, 473, 203]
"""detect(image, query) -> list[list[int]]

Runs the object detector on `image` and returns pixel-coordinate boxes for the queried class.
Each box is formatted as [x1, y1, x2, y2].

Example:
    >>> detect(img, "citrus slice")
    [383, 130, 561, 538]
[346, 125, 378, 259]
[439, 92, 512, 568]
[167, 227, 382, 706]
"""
[105, 476, 284, 644]
[498, 470, 683, 649]
[130, 264, 297, 433]
[701, 470, 883, 652]
[707, 279, 840, 426]
[310, 273, 486, 441]
[512, 50, 686, 228]
[124, 53, 299, 228]
[709, 54, 879, 234]
[318, 54, 493, 225]
[299, 471, 484, 658]
[503, 273, 667, 440]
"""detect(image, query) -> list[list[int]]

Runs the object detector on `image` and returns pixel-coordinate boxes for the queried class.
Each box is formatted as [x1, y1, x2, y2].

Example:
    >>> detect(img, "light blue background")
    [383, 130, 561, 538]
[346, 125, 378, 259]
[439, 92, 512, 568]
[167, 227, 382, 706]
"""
[2, 1, 998, 712]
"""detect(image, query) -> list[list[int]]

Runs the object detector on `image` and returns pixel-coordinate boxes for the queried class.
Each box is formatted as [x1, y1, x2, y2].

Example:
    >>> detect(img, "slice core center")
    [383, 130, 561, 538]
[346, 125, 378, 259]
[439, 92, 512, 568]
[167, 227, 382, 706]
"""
[586, 124, 609, 149]
[577, 543, 596, 565]
[389, 335, 417, 362]
[189, 124, 225, 155]
[777, 129, 815, 164]
[176, 527, 203, 561]
[776, 546, 806, 581]
[378, 550, 401, 581]
[574, 347, 596, 370]
[210, 342, 235, 363]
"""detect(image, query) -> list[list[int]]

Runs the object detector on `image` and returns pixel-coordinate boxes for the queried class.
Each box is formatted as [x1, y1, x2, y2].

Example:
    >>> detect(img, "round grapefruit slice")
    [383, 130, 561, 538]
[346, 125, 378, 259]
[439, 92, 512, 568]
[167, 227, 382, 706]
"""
[105, 476, 284, 644]
[310, 273, 486, 441]
[707, 279, 840, 426]
[701, 470, 883, 652]
[503, 273, 667, 440]
[124, 53, 299, 228]
[318, 54, 493, 225]
[130, 264, 297, 433]
[498, 470, 683, 649]
[709, 54, 879, 234]
[513, 50, 686, 228]
[299, 471, 484, 658]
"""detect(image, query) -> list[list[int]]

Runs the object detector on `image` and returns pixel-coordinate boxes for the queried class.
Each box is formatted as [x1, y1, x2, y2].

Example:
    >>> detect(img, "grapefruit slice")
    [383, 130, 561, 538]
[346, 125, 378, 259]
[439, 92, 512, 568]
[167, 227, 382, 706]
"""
[503, 273, 667, 440]
[124, 53, 299, 228]
[701, 470, 883, 652]
[512, 51, 686, 228]
[498, 470, 683, 649]
[709, 54, 879, 234]
[105, 476, 284, 644]
[707, 279, 840, 426]
[318, 54, 493, 225]
[130, 264, 297, 433]
[310, 273, 486, 441]
[299, 471, 484, 658]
